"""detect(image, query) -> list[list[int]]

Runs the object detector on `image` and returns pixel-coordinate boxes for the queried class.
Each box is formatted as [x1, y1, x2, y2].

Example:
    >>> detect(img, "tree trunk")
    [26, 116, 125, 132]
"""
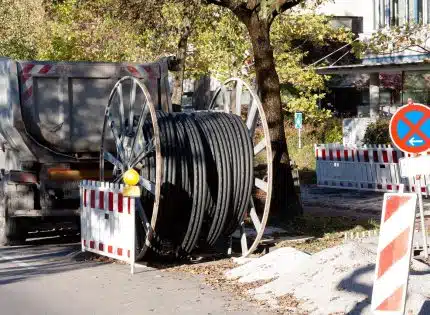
[246, 14, 302, 220]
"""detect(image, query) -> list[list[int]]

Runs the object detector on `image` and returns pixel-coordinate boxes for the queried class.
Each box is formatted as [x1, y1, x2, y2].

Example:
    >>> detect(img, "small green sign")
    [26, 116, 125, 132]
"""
[294, 112, 303, 129]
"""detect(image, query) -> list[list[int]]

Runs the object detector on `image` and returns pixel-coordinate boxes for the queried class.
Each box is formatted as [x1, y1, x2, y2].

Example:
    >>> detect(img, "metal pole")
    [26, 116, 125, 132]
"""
[298, 128, 302, 149]
[416, 176, 429, 258]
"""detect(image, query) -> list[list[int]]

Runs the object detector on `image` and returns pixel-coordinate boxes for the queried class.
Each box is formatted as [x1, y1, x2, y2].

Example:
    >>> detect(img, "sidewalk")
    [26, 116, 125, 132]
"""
[301, 185, 430, 216]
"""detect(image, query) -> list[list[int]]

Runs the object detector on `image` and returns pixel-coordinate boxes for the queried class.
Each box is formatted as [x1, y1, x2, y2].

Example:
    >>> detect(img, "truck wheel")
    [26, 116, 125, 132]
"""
[0, 218, 27, 246]
[0, 183, 27, 246]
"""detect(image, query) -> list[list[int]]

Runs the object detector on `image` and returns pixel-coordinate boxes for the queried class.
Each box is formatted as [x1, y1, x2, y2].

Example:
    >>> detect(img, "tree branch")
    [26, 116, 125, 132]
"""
[268, 0, 303, 25]
[204, 0, 251, 22]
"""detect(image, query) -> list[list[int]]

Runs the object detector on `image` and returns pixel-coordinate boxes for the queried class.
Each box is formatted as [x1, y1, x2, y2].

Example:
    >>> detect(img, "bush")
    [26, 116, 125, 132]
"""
[362, 119, 391, 145]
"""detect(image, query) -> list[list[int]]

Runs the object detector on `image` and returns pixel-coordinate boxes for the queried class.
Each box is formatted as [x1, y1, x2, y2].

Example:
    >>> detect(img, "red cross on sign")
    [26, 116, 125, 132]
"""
[389, 103, 430, 154]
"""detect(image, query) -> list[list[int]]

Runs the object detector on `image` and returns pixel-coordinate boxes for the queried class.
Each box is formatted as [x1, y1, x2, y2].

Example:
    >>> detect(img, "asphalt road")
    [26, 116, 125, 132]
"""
[0, 237, 266, 315]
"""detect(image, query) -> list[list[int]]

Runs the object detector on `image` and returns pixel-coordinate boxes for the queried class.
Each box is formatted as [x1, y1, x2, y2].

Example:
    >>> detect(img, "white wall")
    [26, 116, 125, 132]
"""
[316, 0, 376, 35]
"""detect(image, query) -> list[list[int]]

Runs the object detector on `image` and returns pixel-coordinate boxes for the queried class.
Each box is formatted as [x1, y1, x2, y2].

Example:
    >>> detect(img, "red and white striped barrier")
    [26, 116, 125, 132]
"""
[316, 144, 430, 194]
[80, 180, 136, 273]
[315, 144, 404, 163]
[371, 193, 417, 314]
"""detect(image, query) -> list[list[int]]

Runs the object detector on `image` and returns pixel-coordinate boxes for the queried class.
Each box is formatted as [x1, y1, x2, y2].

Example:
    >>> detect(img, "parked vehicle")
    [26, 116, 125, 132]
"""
[0, 56, 174, 244]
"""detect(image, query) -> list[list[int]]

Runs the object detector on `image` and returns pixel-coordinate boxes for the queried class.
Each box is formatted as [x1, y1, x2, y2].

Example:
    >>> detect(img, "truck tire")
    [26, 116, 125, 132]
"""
[0, 218, 26, 246]
[0, 182, 27, 246]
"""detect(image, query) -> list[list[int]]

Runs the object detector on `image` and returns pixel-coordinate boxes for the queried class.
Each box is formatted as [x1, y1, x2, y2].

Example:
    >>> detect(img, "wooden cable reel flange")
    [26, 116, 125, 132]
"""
[209, 78, 273, 258]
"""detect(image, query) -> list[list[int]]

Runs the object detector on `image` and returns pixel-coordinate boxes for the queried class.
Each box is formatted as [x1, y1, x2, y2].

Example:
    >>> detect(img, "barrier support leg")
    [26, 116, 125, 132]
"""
[417, 178, 429, 259]
[131, 197, 136, 275]
[227, 236, 232, 256]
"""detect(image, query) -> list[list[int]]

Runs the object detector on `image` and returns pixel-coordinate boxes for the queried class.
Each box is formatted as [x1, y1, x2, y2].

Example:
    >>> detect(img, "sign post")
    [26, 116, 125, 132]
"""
[399, 155, 430, 258]
[295, 112, 303, 149]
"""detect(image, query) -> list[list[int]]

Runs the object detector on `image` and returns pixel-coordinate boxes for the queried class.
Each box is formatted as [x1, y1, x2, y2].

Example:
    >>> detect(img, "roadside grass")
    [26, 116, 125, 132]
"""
[274, 214, 380, 254]
[285, 118, 343, 185]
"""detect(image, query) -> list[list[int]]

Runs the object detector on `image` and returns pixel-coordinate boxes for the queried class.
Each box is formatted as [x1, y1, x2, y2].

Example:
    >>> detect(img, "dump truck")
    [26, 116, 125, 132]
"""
[0, 56, 174, 244]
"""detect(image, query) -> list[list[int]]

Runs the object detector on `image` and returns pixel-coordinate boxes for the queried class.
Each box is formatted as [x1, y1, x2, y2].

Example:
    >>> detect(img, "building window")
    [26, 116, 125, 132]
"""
[376, 0, 427, 27]
[379, 0, 386, 27]
[408, 0, 423, 23]
[427, 0, 430, 23]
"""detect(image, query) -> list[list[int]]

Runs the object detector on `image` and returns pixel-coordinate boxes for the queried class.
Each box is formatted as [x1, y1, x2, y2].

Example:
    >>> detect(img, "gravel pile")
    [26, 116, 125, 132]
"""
[226, 238, 430, 314]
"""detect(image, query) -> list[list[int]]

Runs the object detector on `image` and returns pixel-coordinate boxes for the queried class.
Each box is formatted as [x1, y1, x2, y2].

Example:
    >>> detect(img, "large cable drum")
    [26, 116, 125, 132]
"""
[100, 76, 270, 259]
[208, 78, 273, 257]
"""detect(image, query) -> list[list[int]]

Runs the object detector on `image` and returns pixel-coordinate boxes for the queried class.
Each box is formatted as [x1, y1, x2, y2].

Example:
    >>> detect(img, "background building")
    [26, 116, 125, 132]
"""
[317, 0, 430, 119]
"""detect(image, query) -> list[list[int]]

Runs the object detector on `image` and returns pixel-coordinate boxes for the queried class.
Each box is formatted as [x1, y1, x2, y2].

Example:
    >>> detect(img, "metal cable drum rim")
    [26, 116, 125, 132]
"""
[151, 111, 174, 255]
[207, 77, 273, 258]
[100, 76, 162, 260]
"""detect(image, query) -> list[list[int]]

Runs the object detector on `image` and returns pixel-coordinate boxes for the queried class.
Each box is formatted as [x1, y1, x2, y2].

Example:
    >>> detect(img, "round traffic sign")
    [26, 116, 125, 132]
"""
[389, 103, 430, 154]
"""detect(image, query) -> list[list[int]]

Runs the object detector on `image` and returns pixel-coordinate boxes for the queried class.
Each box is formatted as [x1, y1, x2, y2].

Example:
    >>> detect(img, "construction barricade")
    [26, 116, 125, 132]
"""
[315, 144, 430, 195]
[80, 180, 136, 273]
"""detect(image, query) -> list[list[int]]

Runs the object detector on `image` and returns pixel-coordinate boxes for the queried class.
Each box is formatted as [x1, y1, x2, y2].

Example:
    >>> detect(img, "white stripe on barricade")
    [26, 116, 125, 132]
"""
[80, 180, 136, 273]
[371, 193, 417, 314]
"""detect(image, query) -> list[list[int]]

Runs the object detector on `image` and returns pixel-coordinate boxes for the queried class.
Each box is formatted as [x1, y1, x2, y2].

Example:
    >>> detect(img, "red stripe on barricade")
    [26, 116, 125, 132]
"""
[128, 197, 131, 214]
[382, 151, 388, 163]
[373, 151, 379, 163]
[84, 189, 87, 206]
[117, 248, 123, 256]
[21, 73, 31, 83]
[336, 150, 341, 161]
[384, 196, 411, 222]
[377, 227, 410, 278]
[109, 192, 114, 211]
[364, 151, 369, 162]
[22, 64, 35, 74]
[344, 150, 349, 161]
[375, 285, 404, 311]
[90, 190, 95, 209]
[118, 193, 123, 213]
[392, 151, 398, 163]
[99, 191, 104, 210]
[329, 150, 333, 161]
[83, 239, 87, 247]
[422, 187, 426, 193]
[38, 65, 52, 74]
[99, 243, 104, 251]
[387, 185, 393, 191]
[108, 245, 113, 254]
[127, 250, 131, 258]
[23, 86, 33, 100]
[322, 149, 326, 160]
[90, 241, 95, 249]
